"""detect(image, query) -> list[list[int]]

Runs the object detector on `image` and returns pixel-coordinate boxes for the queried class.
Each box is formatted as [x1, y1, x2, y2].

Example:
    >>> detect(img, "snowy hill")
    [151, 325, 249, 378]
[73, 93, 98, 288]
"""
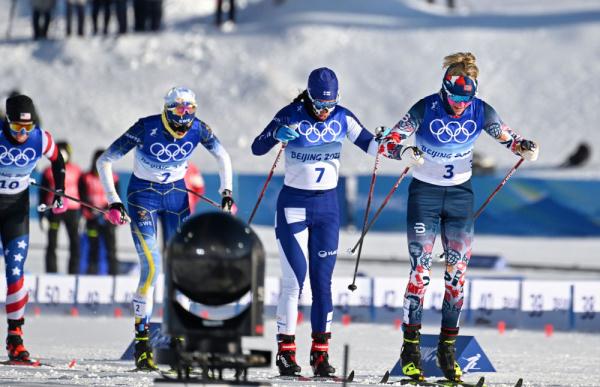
[1, 0, 599, 177]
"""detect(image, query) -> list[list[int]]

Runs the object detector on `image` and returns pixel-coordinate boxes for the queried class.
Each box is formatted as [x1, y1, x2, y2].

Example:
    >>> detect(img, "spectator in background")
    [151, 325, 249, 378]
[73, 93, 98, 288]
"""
[66, 0, 86, 36]
[132, 0, 146, 31]
[426, 0, 455, 9]
[31, 0, 57, 40]
[115, 0, 128, 34]
[91, 0, 111, 35]
[216, 0, 236, 27]
[79, 149, 120, 275]
[184, 161, 206, 214]
[134, 0, 162, 32]
[40, 141, 82, 274]
[146, 0, 163, 31]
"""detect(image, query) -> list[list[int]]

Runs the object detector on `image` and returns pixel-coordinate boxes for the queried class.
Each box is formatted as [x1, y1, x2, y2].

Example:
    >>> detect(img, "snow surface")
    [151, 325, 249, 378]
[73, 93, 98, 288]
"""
[1, 0, 599, 177]
[1, 0, 600, 385]
[2, 316, 599, 386]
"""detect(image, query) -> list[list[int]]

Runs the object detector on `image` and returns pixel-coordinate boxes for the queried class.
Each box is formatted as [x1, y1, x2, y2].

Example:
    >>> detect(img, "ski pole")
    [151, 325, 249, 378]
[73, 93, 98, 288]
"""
[348, 154, 380, 291]
[183, 187, 222, 209]
[31, 180, 108, 214]
[6, 0, 16, 39]
[248, 143, 286, 225]
[474, 157, 524, 219]
[437, 157, 524, 261]
[347, 165, 411, 256]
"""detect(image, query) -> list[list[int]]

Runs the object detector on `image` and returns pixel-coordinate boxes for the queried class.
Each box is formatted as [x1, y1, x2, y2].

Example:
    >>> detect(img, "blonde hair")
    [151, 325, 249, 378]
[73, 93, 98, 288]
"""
[443, 52, 479, 80]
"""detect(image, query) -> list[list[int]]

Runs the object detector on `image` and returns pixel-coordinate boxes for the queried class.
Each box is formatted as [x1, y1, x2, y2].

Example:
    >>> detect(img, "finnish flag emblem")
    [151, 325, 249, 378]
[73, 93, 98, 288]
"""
[20, 113, 31, 120]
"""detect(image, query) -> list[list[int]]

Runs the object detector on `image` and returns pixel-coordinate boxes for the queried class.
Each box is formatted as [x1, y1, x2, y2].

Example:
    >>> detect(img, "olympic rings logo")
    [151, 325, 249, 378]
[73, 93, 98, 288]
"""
[149, 142, 194, 162]
[429, 119, 478, 144]
[297, 120, 342, 143]
[0, 145, 37, 167]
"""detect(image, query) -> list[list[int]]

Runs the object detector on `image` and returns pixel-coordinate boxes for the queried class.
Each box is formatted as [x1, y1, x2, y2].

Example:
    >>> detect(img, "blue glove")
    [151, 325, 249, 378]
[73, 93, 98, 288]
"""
[274, 125, 300, 142]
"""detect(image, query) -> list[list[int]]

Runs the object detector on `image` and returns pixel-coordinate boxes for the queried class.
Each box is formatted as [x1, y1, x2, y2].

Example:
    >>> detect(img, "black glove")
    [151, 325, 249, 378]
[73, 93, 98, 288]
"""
[221, 189, 235, 213]
[518, 139, 539, 161]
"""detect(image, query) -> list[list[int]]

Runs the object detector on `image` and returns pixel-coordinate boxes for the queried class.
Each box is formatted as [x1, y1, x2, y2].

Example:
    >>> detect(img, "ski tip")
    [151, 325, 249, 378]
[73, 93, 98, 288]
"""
[475, 376, 486, 387]
[514, 378, 523, 387]
[379, 370, 390, 384]
[346, 369, 355, 382]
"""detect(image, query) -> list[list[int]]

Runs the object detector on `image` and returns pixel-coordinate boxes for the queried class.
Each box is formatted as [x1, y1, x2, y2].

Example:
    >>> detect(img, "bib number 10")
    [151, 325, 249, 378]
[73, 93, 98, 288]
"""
[0, 180, 19, 189]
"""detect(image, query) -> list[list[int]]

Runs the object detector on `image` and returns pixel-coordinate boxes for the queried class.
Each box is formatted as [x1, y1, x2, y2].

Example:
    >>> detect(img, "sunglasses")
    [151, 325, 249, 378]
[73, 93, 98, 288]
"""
[9, 121, 35, 135]
[447, 93, 473, 104]
[166, 102, 197, 116]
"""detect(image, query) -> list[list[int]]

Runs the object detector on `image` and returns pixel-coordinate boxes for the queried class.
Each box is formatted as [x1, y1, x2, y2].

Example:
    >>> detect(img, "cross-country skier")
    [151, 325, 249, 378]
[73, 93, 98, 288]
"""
[378, 52, 539, 382]
[96, 87, 234, 371]
[251, 68, 380, 377]
[0, 94, 66, 363]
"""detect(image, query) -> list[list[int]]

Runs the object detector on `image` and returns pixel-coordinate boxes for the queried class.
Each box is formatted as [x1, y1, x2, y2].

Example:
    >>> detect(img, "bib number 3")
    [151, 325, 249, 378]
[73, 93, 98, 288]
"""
[443, 165, 454, 179]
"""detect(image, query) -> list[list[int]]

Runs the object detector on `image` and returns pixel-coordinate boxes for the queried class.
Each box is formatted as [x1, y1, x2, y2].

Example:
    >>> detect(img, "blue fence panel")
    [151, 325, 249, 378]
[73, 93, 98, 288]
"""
[354, 175, 600, 237]
[29, 170, 600, 236]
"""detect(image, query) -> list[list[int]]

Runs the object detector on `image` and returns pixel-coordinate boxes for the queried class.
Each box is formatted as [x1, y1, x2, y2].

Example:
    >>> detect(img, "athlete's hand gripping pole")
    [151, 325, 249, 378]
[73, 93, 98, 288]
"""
[248, 143, 286, 225]
[31, 180, 108, 215]
[348, 154, 381, 292]
[474, 157, 524, 220]
[347, 165, 411, 259]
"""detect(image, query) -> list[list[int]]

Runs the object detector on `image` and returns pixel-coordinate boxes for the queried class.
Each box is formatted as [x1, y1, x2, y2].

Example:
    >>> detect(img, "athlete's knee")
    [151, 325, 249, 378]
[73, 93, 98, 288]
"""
[280, 276, 301, 299]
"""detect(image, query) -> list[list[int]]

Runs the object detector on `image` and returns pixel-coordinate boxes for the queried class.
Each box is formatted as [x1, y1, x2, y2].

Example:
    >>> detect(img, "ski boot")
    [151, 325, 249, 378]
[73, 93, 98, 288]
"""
[400, 328, 425, 381]
[6, 319, 30, 362]
[436, 331, 463, 382]
[276, 334, 301, 376]
[134, 329, 159, 371]
[310, 332, 336, 377]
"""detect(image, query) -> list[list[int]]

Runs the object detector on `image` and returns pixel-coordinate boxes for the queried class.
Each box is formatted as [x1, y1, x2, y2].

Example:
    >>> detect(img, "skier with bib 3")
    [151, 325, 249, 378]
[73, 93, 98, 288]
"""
[378, 52, 539, 382]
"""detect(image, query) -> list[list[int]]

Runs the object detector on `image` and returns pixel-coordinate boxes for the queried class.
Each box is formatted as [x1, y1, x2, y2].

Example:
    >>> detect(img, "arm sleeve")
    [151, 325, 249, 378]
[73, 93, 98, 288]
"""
[482, 102, 524, 155]
[345, 111, 378, 156]
[251, 107, 289, 156]
[379, 100, 425, 158]
[96, 121, 143, 204]
[198, 122, 233, 194]
[41, 130, 65, 192]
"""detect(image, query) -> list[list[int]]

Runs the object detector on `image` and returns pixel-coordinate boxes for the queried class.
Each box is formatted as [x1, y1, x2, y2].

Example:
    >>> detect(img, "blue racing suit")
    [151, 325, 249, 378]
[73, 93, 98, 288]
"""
[252, 100, 378, 334]
[97, 113, 232, 331]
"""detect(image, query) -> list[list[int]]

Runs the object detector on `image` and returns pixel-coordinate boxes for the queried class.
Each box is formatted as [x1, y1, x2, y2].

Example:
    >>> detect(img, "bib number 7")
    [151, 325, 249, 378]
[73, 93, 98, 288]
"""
[315, 167, 325, 183]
